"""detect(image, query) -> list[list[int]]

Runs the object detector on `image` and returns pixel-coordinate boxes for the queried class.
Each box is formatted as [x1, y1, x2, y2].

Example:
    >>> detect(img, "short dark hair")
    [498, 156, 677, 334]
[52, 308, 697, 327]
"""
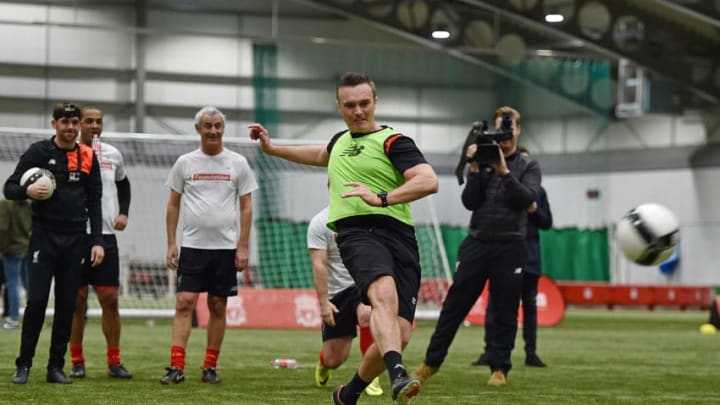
[81, 105, 104, 117]
[517, 146, 529, 155]
[336, 72, 377, 100]
[52, 102, 82, 120]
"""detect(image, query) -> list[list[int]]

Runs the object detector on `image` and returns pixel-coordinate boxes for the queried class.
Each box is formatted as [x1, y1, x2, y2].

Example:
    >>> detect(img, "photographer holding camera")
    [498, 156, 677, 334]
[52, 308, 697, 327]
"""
[413, 106, 541, 387]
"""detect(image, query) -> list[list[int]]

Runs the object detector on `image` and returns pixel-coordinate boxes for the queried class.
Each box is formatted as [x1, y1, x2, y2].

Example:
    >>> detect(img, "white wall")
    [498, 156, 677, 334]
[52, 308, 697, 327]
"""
[0, 1, 601, 155]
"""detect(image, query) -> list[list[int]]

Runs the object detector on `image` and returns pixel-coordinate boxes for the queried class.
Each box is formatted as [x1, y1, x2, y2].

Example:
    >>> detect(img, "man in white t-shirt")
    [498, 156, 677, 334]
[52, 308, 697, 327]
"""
[308, 206, 383, 397]
[161, 106, 258, 385]
[70, 106, 133, 379]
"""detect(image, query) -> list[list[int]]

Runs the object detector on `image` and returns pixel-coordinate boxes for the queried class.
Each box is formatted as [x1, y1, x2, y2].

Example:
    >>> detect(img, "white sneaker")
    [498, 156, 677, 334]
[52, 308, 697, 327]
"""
[3, 319, 19, 330]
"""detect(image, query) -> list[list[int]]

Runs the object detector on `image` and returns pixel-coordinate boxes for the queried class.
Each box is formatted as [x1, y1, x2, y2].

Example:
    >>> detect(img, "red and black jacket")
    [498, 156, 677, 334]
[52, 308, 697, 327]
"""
[3, 136, 103, 246]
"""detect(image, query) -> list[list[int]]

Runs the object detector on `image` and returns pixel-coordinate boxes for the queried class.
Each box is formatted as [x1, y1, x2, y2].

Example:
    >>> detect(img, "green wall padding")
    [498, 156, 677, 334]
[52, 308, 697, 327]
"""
[252, 221, 610, 287]
[255, 219, 312, 288]
[440, 226, 468, 272]
[436, 225, 610, 281]
[540, 227, 610, 281]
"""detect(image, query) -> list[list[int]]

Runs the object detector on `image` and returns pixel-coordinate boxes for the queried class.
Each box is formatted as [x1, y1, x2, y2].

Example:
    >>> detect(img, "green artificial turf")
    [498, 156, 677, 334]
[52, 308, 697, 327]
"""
[0, 307, 717, 404]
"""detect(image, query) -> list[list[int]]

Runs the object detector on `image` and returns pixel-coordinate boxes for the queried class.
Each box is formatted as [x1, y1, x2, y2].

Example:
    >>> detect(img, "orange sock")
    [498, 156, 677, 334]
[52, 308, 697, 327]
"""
[107, 347, 121, 366]
[71, 344, 84, 366]
[203, 347, 220, 369]
[170, 345, 186, 371]
[319, 350, 326, 367]
[359, 326, 373, 356]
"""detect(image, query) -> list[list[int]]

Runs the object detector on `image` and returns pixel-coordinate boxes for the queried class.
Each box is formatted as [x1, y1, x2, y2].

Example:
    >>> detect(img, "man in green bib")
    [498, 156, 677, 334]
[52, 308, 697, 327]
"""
[249, 72, 438, 405]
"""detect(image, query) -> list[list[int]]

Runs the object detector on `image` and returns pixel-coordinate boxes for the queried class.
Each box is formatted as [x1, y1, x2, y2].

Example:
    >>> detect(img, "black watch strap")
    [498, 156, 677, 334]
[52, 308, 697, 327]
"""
[377, 191, 388, 208]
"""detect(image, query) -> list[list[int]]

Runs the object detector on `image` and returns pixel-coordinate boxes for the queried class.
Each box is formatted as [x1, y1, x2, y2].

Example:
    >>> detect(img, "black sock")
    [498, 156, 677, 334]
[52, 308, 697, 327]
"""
[383, 351, 407, 381]
[342, 372, 370, 402]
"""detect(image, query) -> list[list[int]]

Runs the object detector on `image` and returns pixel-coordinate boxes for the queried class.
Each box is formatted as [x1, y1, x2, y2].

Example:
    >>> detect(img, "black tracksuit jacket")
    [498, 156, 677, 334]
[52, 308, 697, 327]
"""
[4, 136, 102, 244]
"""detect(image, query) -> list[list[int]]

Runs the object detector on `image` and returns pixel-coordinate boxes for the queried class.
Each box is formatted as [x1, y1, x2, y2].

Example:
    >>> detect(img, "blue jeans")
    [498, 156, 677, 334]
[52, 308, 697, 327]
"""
[3, 252, 28, 321]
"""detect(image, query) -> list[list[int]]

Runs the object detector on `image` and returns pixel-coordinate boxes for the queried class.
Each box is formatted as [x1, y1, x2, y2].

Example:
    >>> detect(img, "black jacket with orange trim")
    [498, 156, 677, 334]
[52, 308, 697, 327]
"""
[3, 136, 103, 246]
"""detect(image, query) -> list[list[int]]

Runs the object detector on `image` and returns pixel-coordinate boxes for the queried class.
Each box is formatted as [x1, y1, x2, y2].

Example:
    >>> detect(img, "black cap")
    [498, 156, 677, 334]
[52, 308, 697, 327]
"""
[52, 102, 82, 120]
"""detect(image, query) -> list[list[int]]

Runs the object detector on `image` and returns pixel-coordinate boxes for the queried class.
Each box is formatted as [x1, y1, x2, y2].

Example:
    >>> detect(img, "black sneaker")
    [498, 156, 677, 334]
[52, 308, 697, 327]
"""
[525, 354, 547, 368]
[160, 367, 185, 384]
[201, 367, 221, 384]
[107, 363, 133, 379]
[70, 363, 86, 378]
[46, 368, 72, 384]
[391, 376, 421, 405]
[471, 353, 490, 366]
[331, 385, 357, 405]
[12, 366, 30, 384]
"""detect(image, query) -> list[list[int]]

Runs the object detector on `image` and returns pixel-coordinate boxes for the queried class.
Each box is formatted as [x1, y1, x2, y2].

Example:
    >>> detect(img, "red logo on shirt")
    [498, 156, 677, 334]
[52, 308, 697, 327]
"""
[193, 173, 231, 181]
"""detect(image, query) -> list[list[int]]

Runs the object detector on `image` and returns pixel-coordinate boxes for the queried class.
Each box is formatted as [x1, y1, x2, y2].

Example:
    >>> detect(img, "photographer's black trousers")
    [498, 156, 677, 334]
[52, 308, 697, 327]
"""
[484, 271, 541, 356]
[424, 237, 526, 375]
[16, 230, 85, 371]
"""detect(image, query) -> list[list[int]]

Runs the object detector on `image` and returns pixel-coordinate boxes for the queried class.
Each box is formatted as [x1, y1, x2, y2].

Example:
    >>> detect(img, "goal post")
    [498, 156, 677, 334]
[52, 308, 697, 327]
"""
[0, 128, 452, 319]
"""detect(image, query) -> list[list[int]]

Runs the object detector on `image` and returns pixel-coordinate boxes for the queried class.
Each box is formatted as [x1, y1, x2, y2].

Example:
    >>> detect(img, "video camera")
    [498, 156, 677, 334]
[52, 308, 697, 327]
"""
[454, 114, 514, 185]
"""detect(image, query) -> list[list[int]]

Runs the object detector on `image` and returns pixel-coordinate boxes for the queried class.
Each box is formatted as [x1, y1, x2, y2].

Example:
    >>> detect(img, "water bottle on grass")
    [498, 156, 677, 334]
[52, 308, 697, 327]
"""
[271, 358, 297, 369]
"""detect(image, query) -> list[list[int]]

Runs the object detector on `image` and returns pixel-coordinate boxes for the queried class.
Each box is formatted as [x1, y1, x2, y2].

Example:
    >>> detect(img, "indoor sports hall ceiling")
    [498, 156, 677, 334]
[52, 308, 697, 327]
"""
[13, 0, 720, 114]
[290, 0, 720, 114]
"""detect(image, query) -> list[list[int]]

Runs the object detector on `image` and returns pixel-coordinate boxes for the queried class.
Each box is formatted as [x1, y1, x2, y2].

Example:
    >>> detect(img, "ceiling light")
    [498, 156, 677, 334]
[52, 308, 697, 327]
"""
[545, 14, 564, 23]
[432, 29, 450, 39]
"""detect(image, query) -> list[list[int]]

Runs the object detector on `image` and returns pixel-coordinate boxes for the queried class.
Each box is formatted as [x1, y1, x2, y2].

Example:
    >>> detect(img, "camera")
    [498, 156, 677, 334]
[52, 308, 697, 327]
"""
[454, 114, 514, 185]
[469, 114, 514, 165]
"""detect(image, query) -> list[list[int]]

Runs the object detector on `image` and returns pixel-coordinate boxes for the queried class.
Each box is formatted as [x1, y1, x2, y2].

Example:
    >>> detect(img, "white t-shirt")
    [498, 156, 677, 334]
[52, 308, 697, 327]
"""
[85, 141, 127, 235]
[166, 148, 258, 250]
[307, 207, 355, 298]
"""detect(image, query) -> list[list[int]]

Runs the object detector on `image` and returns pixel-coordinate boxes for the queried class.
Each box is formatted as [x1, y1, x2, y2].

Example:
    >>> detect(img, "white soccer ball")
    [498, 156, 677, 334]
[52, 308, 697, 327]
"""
[20, 167, 56, 200]
[615, 203, 680, 266]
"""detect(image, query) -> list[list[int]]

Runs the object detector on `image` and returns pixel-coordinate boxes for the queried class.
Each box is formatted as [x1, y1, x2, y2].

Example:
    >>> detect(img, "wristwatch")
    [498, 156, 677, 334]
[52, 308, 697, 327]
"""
[377, 191, 389, 208]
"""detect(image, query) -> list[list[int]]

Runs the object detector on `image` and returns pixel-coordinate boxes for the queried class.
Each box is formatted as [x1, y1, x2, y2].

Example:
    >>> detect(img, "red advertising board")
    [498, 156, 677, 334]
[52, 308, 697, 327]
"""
[464, 275, 566, 326]
[195, 289, 321, 329]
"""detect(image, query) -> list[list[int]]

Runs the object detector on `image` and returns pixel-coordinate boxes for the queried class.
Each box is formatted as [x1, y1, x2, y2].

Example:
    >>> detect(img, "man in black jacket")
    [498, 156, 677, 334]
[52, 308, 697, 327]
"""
[472, 146, 553, 368]
[4, 102, 104, 385]
[413, 106, 541, 387]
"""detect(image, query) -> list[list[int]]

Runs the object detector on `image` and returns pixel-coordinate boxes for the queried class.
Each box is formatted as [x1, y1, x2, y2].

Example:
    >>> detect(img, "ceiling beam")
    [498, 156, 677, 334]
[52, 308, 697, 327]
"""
[468, 0, 719, 104]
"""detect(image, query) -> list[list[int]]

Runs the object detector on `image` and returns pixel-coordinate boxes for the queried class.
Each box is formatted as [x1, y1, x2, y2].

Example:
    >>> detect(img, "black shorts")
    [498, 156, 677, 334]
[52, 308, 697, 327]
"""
[81, 234, 120, 287]
[322, 286, 361, 341]
[176, 247, 238, 297]
[336, 220, 421, 323]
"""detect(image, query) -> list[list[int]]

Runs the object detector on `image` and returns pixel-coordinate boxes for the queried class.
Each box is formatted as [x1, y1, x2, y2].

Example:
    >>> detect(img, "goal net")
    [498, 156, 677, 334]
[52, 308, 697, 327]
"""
[0, 128, 452, 319]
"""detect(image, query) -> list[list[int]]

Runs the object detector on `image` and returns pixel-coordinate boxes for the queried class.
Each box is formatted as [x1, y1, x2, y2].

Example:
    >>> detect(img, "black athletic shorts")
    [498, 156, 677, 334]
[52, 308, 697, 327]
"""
[81, 234, 120, 287]
[321, 286, 361, 341]
[176, 247, 238, 297]
[336, 217, 421, 322]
